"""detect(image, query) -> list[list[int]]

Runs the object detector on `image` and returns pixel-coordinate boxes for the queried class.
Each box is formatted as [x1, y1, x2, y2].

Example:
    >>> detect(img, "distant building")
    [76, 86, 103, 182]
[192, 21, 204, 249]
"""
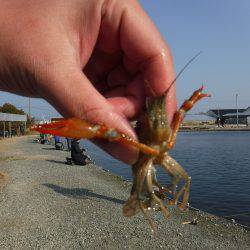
[206, 107, 250, 126]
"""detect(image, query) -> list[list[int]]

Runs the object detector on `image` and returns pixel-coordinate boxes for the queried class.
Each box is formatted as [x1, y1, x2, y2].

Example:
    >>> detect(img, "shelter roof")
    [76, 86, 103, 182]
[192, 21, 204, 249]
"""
[0, 112, 27, 122]
[206, 109, 246, 118]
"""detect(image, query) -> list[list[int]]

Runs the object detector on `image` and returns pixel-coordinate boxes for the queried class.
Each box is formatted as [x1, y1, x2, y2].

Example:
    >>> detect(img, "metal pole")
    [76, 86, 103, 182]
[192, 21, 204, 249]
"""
[217, 108, 220, 127]
[236, 94, 239, 127]
[28, 97, 31, 118]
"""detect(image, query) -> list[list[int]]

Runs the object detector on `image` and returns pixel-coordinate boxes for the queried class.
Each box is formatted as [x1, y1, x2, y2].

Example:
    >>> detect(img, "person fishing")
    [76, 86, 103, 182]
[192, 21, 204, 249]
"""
[70, 139, 89, 165]
[66, 138, 72, 151]
[54, 135, 64, 150]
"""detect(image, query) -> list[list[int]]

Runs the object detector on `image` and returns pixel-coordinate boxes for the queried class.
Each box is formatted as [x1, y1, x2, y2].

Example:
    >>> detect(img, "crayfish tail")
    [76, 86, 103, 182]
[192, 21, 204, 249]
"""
[123, 194, 140, 217]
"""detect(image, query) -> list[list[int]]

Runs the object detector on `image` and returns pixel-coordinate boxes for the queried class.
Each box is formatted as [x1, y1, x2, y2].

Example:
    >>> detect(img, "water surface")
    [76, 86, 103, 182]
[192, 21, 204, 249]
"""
[81, 131, 250, 228]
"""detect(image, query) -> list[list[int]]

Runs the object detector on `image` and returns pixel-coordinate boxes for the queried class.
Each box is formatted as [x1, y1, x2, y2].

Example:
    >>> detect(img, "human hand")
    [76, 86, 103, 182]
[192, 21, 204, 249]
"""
[0, 0, 176, 164]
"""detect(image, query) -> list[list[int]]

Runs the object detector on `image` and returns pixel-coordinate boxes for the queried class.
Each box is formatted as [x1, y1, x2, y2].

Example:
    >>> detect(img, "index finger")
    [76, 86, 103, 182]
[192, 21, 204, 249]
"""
[120, 1, 177, 122]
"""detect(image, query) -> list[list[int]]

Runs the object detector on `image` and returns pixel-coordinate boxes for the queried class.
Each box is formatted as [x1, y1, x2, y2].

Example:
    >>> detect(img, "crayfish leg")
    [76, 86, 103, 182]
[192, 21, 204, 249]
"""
[146, 167, 170, 219]
[139, 201, 157, 236]
[161, 154, 191, 210]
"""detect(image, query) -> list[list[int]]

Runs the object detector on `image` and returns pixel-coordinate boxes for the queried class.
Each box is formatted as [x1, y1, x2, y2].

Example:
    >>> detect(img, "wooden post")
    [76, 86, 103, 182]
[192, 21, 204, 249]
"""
[9, 121, 11, 137]
[3, 121, 5, 138]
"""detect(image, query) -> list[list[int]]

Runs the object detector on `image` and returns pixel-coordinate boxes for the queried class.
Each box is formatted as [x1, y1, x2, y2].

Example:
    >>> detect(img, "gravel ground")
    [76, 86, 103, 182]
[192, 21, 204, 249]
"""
[0, 136, 249, 249]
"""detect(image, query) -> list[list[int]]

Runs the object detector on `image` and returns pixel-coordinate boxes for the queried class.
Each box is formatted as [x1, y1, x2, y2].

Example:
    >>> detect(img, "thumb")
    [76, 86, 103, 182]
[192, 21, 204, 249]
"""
[43, 69, 138, 164]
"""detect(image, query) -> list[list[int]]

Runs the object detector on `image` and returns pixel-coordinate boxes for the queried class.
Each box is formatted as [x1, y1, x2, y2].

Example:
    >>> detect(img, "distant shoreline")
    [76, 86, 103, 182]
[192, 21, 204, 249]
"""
[180, 126, 250, 132]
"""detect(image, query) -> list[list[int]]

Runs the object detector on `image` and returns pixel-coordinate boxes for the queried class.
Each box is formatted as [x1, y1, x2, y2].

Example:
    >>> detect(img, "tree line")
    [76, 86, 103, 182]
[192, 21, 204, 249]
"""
[0, 103, 25, 115]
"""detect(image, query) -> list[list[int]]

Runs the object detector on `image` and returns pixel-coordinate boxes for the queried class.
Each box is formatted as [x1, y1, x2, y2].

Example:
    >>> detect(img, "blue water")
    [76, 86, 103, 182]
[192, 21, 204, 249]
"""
[80, 131, 250, 228]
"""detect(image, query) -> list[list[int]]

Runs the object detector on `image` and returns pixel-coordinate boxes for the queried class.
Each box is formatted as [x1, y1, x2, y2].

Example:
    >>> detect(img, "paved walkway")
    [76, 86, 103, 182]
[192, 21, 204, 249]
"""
[0, 136, 249, 249]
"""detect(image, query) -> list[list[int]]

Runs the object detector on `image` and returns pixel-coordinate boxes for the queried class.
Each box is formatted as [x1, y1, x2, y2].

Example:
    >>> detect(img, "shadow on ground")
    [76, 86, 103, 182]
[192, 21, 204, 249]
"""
[46, 159, 66, 165]
[42, 147, 57, 151]
[43, 183, 125, 205]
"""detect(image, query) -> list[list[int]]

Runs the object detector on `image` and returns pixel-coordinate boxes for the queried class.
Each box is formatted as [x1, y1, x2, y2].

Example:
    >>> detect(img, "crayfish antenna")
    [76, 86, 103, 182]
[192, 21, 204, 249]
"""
[163, 51, 202, 96]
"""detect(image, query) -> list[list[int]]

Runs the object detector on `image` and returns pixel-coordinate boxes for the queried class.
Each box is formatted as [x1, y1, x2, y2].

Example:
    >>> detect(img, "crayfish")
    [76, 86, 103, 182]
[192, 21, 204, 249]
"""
[32, 57, 210, 234]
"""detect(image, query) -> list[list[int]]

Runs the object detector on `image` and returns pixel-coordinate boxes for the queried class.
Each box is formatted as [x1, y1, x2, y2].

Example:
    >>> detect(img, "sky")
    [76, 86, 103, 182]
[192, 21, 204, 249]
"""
[0, 0, 249, 119]
[140, 0, 250, 112]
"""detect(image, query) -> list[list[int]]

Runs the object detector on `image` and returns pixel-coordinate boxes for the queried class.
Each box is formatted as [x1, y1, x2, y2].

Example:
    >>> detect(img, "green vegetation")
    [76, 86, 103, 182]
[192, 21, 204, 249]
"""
[0, 103, 25, 115]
